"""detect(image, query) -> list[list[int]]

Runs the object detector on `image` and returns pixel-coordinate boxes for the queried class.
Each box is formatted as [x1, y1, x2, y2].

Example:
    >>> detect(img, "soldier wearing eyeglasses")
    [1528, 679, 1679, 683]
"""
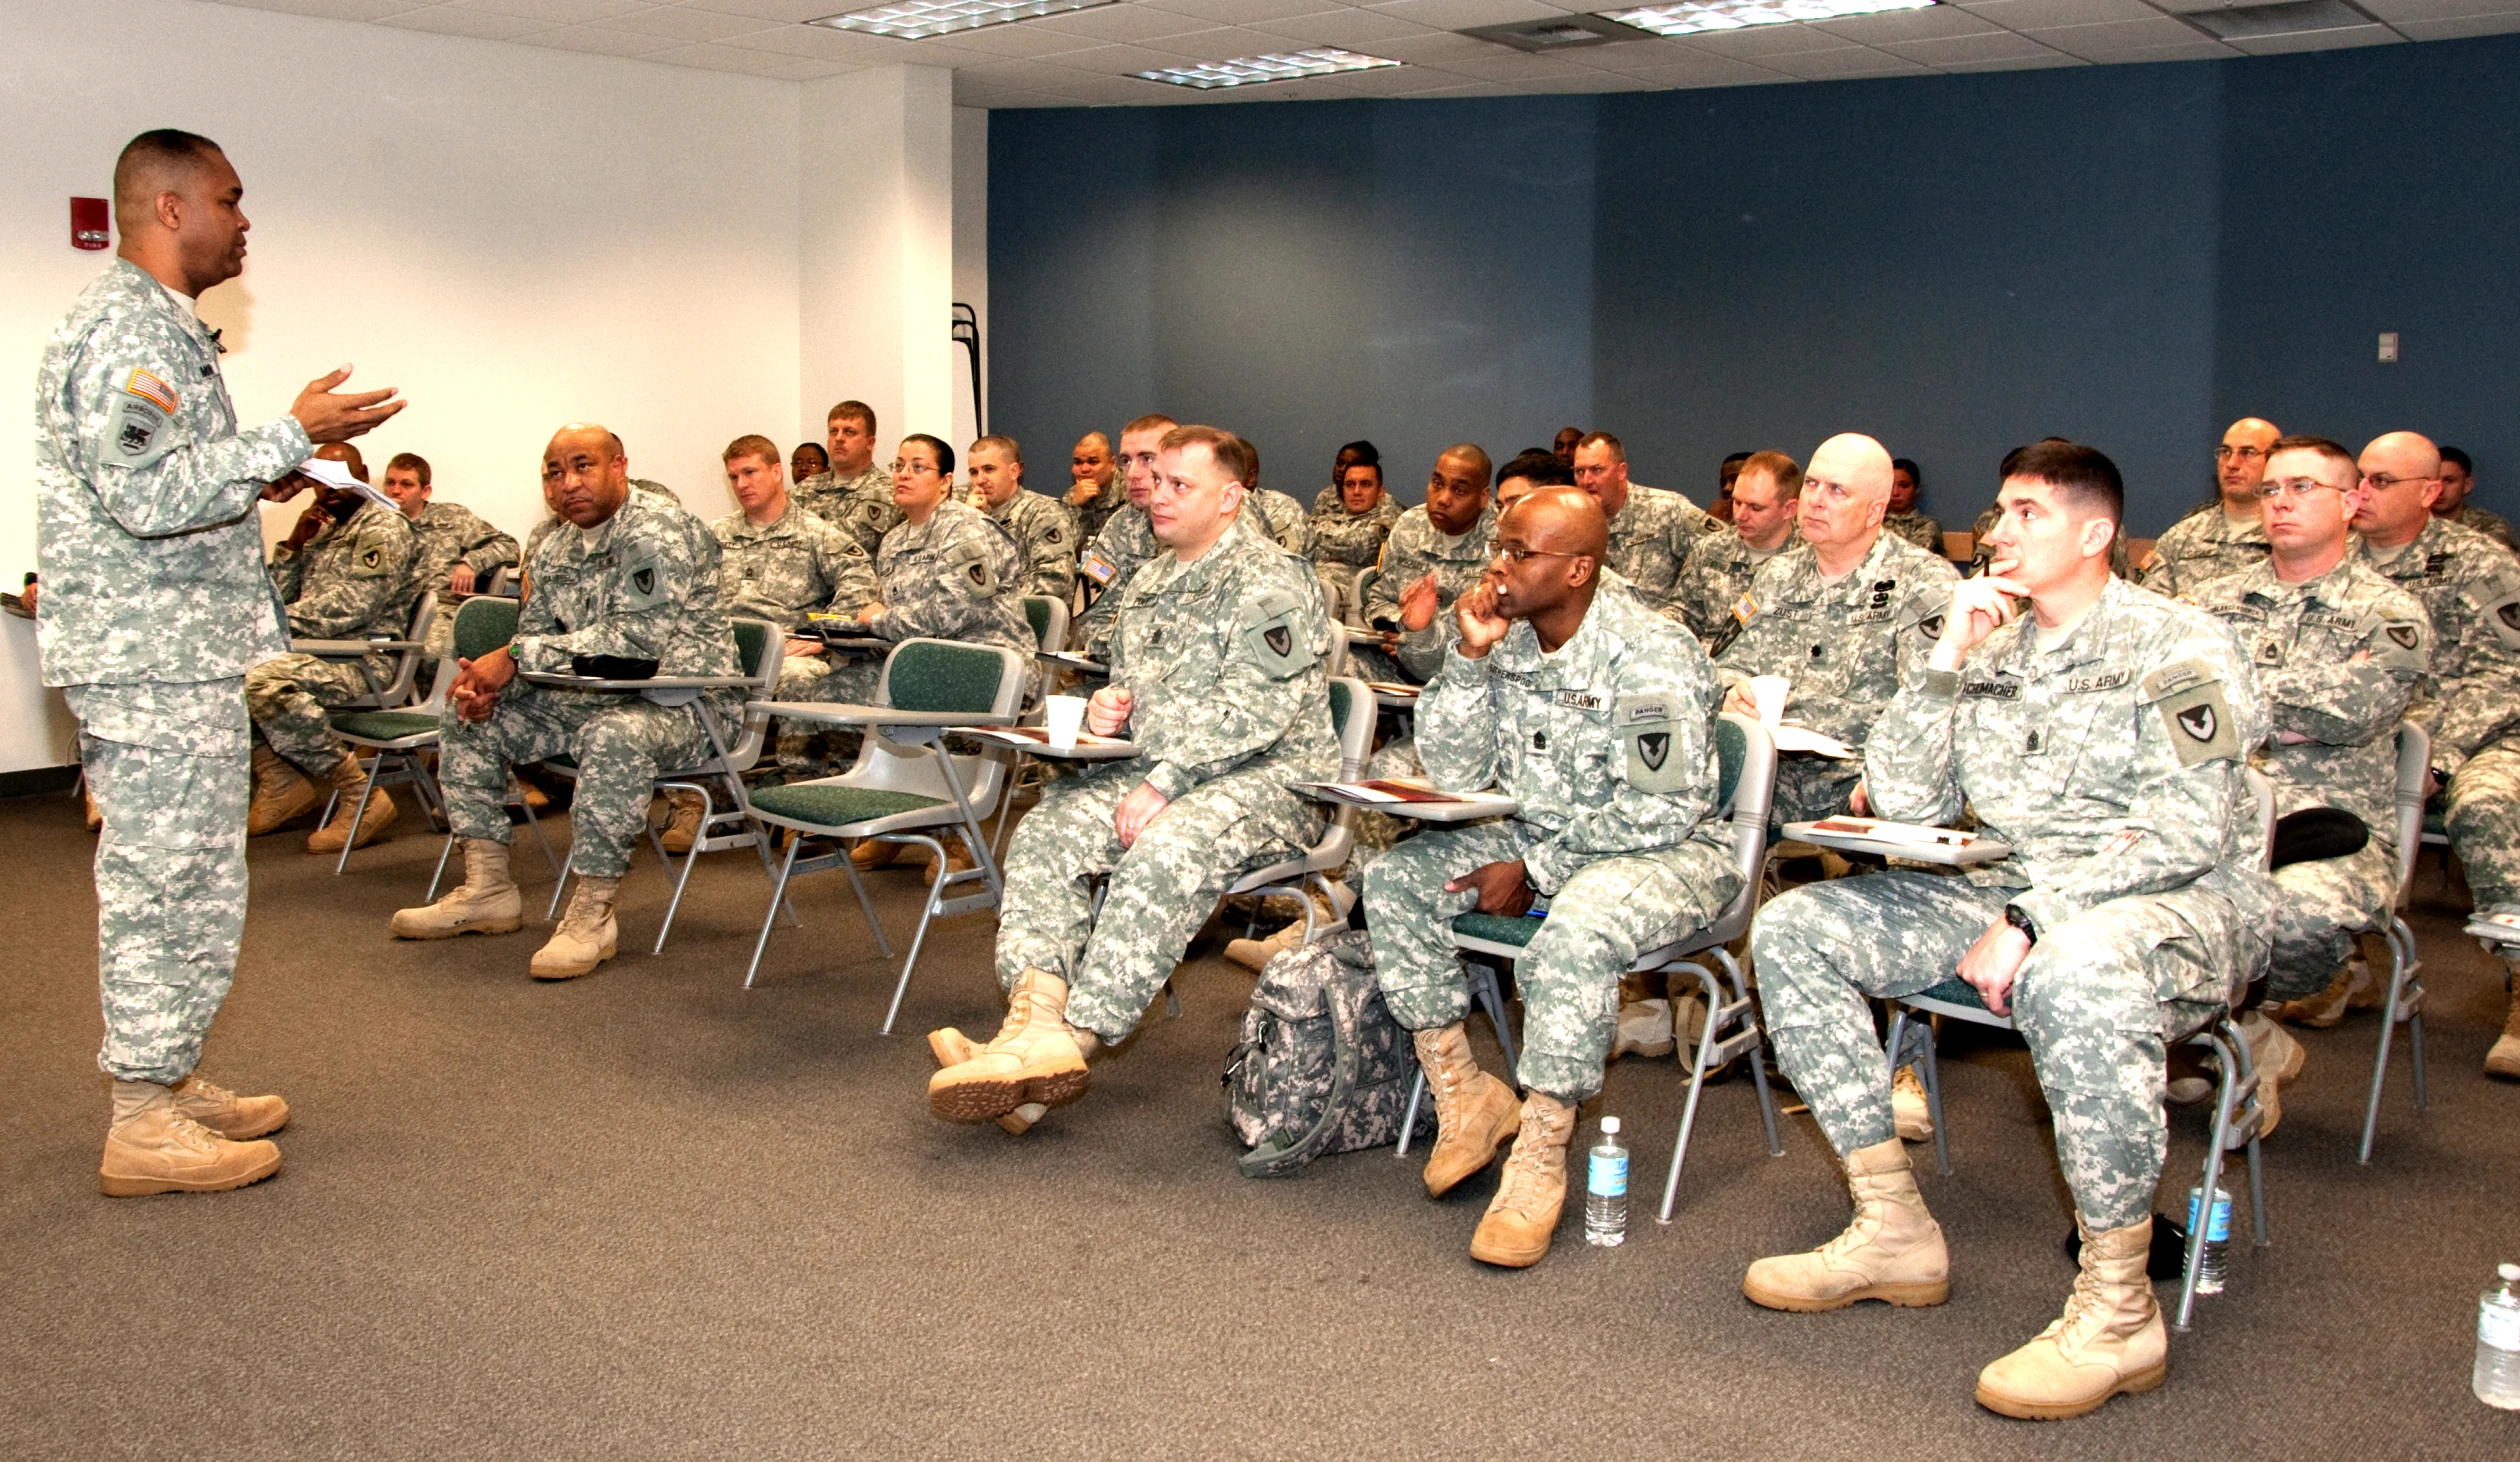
[2138, 417, 2279, 596]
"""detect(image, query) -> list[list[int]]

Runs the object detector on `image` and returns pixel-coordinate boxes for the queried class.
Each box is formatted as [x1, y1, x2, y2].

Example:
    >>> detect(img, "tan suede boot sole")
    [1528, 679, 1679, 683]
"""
[929, 1029, 1043, 1133]
[1469, 1186, 1563, 1268]
[99, 1131, 283, 1198]
[389, 891, 524, 940]
[1742, 1268, 1951, 1312]
[927, 1049, 1088, 1123]
[530, 925, 618, 980]
[1975, 1354, 2165, 1420]
[307, 788, 397, 853]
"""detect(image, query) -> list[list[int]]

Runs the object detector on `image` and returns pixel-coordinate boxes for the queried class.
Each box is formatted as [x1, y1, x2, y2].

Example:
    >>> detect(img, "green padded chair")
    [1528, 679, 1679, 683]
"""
[615, 618, 788, 954]
[989, 595, 1073, 856]
[737, 638, 1027, 1033]
[1882, 768, 2278, 1334]
[1225, 677, 1375, 937]
[1396, 712, 1786, 1223]
[308, 588, 437, 872]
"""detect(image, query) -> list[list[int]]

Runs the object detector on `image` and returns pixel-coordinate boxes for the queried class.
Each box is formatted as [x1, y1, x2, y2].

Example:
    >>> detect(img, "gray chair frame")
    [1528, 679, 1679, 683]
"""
[2359, 720, 2432, 1162]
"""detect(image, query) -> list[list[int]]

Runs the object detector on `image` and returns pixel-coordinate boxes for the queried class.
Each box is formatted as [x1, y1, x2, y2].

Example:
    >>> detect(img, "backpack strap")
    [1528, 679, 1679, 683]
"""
[1236, 950, 1369, 1179]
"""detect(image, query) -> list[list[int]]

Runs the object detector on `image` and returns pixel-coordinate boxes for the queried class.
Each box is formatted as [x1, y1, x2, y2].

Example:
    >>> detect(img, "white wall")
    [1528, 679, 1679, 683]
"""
[951, 106, 990, 453]
[3, 0, 939, 775]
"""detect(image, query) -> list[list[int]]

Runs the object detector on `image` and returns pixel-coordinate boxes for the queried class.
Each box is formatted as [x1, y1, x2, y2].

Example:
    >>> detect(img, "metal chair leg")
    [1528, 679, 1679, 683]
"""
[2360, 916, 2427, 1163]
[744, 838, 802, 989]
[1658, 965, 1724, 1223]
[877, 834, 948, 1035]
[1397, 1069, 1426, 1159]
[331, 773, 380, 875]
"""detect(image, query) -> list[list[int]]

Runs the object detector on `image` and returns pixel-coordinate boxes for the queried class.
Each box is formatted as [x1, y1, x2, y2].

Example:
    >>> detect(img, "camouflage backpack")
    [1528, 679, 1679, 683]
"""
[1223, 928, 1433, 1177]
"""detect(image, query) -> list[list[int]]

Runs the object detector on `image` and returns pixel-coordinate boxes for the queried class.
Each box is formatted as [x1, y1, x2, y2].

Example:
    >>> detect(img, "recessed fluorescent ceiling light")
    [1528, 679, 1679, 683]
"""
[1135, 48, 1401, 90]
[809, 0, 1112, 41]
[1601, 0, 1935, 36]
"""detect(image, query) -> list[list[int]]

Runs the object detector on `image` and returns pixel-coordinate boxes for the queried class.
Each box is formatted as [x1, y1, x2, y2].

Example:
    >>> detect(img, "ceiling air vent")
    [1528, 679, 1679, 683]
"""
[1459, 15, 1654, 52]
[2166, 0, 2386, 41]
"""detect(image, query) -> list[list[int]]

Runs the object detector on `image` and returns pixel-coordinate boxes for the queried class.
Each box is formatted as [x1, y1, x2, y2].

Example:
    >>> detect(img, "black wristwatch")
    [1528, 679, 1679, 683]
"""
[2004, 904, 2038, 945]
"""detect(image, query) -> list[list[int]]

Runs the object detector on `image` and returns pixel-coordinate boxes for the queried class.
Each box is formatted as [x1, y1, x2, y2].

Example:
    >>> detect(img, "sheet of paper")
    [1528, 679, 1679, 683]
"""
[294, 454, 400, 514]
[1771, 724, 1856, 759]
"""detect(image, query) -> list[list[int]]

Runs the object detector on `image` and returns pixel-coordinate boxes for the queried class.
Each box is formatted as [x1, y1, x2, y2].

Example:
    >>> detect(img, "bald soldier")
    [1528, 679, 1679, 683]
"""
[392, 424, 741, 981]
[2140, 417, 2279, 596]
[2342, 431, 2520, 1074]
[38, 128, 403, 1195]
[1366, 487, 1738, 1267]
[1064, 431, 1124, 543]
[1570, 431, 1724, 621]
[1710, 434, 1957, 825]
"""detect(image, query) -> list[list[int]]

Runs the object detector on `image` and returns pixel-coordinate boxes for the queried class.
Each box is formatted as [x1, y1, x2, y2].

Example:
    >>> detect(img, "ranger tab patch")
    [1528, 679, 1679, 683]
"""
[104, 366, 179, 468]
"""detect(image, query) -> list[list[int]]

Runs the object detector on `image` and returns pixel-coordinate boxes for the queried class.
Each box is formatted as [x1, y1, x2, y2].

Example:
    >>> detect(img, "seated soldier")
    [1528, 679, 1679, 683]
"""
[1357, 443, 1495, 685]
[925, 426, 1338, 1133]
[1570, 431, 1723, 622]
[790, 441, 827, 485]
[1310, 449, 1401, 614]
[693, 432, 878, 841]
[1674, 450, 1801, 640]
[1075, 413, 1177, 660]
[388, 423, 741, 981]
[1744, 442, 2271, 1421]
[2433, 447, 2517, 550]
[2192, 436, 2427, 1118]
[1063, 431, 1123, 544]
[2139, 416, 2279, 595]
[1311, 440, 1377, 514]
[243, 442, 420, 852]
[1882, 457, 1944, 551]
[1493, 448, 1571, 510]
[2344, 431, 2520, 1074]
[378, 450, 519, 657]
[963, 434, 1078, 602]
[1366, 486, 1737, 1268]
[791, 399, 899, 555]
[1710, 433, 1955, 824]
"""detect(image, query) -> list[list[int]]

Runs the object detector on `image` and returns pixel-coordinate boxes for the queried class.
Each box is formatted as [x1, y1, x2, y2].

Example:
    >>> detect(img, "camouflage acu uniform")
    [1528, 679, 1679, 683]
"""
[410, 499, 519, 656]
[245, 497, 420, 779]
[2359, 519, 2520, 914]
[2443, 503, 2517, 551]
[1602, 483, 1723, 622]
[1253, 488, 1315, 557]
[797, 497, 1032, 711]
[963, 484, 1079, 602]
[1076, 506, 1159, 660]
[1672, 525, 1797, 641]
[1309, 492, 1402, 610]
[997, 514, 1339, 1040]
[2193, 559, 2429, 998]
[1363, 504, 1495, 684]
[1709, 530, 1957, 824]
[710, 501, 876, 706]
[1366, 580, 1740, 1103]
[35, 259, 307, 1084]
[1882, 511, 1945, 554]
[441, 492, 739, 879]
[2140, 503, 2270, 598]
[1067, 479, 1123, 543]
[1751, 578, 2273, 1230]
[793, 465, 899, 556]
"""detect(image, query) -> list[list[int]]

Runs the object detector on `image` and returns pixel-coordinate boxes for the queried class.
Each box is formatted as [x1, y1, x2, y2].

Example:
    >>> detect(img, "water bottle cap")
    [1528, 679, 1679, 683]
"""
[2501, 1263, 2519, 1281]
[1600, 1116, 1620, 1135]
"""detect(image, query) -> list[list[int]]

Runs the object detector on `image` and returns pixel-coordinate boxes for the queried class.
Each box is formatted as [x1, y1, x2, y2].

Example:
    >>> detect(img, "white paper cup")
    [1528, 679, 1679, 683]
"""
[1045, 695, 1088, 750]
[1749, 675, 1790, 728]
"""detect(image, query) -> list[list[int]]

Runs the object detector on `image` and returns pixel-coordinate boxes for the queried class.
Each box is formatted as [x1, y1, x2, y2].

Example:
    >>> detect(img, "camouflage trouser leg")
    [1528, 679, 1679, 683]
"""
[2446, 740, 2520, 910]
[243, 651, 384, 780]
[1755, 871, 2224, 1229]
[773, 654, 877, 777]
[2266, 841, 2396, 1000]
[65, 680, 251, 1086]
[439, 684, 709, 877]
[1346, 737, 1425, 877]
[1365, 824, 1739, 1102]
[1344, 643, 1403, 686]
[1769, 756, 1862, 826]
[997, 771, 1312, 1041]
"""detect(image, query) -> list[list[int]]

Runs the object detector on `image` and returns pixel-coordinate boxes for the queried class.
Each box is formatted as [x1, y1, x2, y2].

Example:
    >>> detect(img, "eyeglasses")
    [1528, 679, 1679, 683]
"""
[2214, 445, 2268, 463]
[891, 461, 939, 477]
[2361, 471, 2436, 491]
[1492, 544, 1578, 565]
[2250, 478, 2343, 502]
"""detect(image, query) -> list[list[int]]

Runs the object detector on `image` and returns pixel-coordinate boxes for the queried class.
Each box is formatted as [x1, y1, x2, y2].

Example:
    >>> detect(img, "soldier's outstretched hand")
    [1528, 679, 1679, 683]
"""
[289, 366, 405, 444]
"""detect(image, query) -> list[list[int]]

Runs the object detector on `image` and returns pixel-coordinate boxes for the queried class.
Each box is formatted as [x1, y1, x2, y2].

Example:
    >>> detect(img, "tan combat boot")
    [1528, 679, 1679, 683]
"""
[2277, 954, 2376, 1028]
[306, 756, 397, 853]
[851, 838, 902, 871]
[1892, 1066, 1935, 1141]
[657, 789, 706, 854]
[390, 839, 525, 939]
[929, 1027, 1047, 1134]
[246, 744, 321, 836]
[925, 833, 977, 887]
[1975, 1217, 2167, 1419]
[99, 1080, 282, 1197]
[1468, 1090, 1576, 1267]
[2487, 964, 2520, 1079]
[168, 1073, 289, 1140]
[2235, 1010, 2304, 1141]
[928, 968, 1092, 1122]
[1744, 1137, 1950, 1310]
[83, 783, 101, 831]
[1610, 998, 1678, 1060]
[1412, 1024, 1521, 1197]
[531, 875, 620, 980]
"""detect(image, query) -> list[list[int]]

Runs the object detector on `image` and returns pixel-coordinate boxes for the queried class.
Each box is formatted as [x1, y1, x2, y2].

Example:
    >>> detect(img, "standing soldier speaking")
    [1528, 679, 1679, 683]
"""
[35, 130, 403, 1196]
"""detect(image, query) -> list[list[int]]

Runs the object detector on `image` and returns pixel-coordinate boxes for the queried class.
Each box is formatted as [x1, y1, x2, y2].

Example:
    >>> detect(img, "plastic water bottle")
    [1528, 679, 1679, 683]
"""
[2184, 1185, 2231, 1295]
[1584, 1116, 1628, 1247]
[2476, 1263, 2520, 1409]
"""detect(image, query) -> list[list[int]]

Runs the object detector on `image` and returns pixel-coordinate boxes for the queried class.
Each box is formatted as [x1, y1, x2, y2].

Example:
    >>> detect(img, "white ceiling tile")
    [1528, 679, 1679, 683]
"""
[1875, 28, 2059, 61]
[601, 5, 782, 40]
[762, 55, 865, 75]
[371, 5, 558, 37]
[956, 55, 1101, 85]
[1932, 48, 2084, 67]
[1677, 21, 1874, 55]
[1140, 0, 1343, 20]
[1807, 6, 2005, 42]
[220, 0, 431, 19]
[1139, 25, 1319, 58]
[1313, 59, 1466, 88]
[1025, 3, 1227, 40]
[718, 22, 933, 56]
[2020, 14, 2209, 54]
[1435, 50, 1605, 77]
[443, 0, 649, 22]
[2063, 35, 2232, 59]
[1605, 53, 1793, 84]
[1512, 68, 1668, 89]
[683, 0, 846, 20]
[1955, 0, 2162, 28]
[1363, 0, 1574, 28]
[1247, 7, 1444, 44]
[1390, 78, 1517, 94]
[2222, 24, 2401, 52]
[1053, 39, 1231, 69]
[1367, 29, 1517, 61]
[2395, 11, 2520, 36]
[1756, 44, 1928, 76]
[934, 21, 1107, 55]
[1556, 36, 1691, 66]
[509, 22, 685, 52]
[640, 37, 802, 66]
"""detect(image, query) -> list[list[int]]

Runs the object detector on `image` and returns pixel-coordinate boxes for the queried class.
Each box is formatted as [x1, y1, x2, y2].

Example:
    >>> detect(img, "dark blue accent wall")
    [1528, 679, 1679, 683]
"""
[990, 35, 2520, 535]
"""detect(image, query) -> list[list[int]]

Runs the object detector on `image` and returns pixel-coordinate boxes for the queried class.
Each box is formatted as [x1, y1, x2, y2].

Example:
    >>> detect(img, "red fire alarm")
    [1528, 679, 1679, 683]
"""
[72, 197, 109, 250]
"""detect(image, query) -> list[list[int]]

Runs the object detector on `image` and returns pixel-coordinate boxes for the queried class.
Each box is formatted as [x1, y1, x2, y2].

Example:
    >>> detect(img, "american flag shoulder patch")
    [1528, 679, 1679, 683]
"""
[124, 368, 177, 414]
